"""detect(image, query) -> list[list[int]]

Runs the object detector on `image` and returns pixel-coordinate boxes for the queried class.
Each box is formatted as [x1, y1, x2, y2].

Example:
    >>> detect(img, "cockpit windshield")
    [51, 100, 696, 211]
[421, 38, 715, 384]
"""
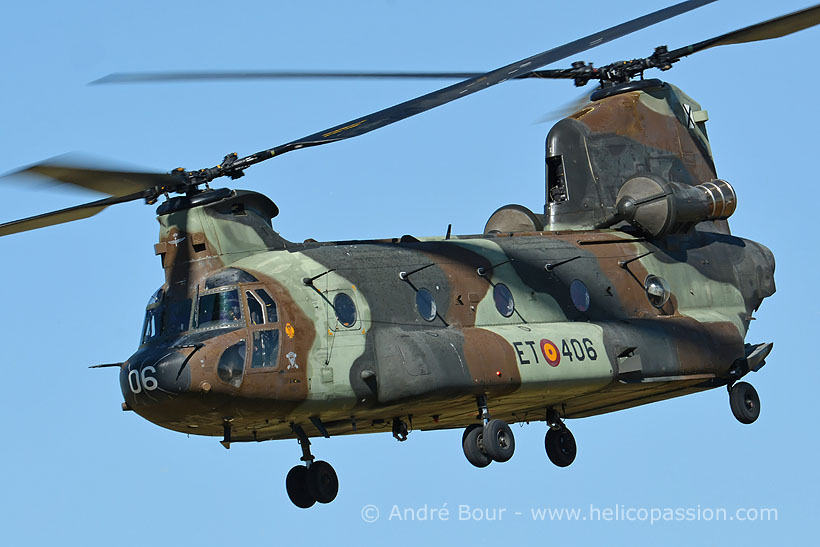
[140, 288, 192, 345]
[195, 288, 243, 329]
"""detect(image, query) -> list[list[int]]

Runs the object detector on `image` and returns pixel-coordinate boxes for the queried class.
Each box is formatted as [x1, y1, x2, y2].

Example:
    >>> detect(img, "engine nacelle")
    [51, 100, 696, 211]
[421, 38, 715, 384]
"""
[615, 175, 736, 238]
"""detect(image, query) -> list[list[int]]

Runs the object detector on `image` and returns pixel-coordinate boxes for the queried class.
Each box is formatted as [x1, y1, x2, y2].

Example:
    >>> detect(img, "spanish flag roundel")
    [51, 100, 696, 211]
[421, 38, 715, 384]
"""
[540, 339, 560, 367]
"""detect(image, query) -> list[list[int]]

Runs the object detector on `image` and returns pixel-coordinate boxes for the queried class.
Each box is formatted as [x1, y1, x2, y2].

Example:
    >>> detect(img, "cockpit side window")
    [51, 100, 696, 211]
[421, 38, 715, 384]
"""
[251, 330, 280, 368]
[255, 289, 278, 323]
[242, 286, 281, 371]
[195, 288, 243, 329]
[246, 291, 264, 325]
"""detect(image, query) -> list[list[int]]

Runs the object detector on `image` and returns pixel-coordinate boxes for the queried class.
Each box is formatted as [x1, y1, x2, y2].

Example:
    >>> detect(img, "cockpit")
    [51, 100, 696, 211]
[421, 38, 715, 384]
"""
[140, 284, 279, 339]
[135, 269, 282, 393]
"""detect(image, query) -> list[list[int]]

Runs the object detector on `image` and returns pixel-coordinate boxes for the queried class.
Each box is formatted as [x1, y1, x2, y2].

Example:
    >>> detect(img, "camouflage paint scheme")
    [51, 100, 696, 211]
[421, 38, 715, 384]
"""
[120, 82, 775, 445]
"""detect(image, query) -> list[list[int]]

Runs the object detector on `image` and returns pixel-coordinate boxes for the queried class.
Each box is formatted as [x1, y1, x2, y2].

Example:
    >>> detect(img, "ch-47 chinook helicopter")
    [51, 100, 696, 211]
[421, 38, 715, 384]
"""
[2, 0, 817, 509]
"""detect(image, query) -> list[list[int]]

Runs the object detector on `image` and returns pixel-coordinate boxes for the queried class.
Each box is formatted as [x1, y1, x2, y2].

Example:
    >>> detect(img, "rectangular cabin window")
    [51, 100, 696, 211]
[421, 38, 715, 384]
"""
[546, 155, 568, 203]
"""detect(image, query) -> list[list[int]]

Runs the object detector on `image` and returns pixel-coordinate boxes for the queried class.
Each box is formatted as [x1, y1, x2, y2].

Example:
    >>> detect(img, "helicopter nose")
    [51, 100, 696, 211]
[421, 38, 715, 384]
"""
[120, 349, 192, 404]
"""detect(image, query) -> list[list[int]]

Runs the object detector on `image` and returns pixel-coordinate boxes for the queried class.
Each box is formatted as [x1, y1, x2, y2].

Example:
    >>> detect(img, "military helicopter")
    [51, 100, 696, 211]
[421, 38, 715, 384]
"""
[1, 0, 816, 509]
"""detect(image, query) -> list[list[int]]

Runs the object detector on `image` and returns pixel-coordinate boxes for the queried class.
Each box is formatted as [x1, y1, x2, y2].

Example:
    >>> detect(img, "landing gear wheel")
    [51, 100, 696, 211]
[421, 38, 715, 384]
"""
[286, 465, 316, 509]
[462, 424, 492, 468]
[545, 426, 576, 467]
[306, 460, 339, 504]
[462, 423, 481, 445]
[483, 419, 515, 463]
[729, 381, 760, 424]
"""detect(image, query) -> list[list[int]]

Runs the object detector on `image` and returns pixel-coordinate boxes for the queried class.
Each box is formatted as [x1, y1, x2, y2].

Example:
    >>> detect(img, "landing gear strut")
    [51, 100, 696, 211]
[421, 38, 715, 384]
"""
[544, 408, 577, 467]
[285, 423, 339, 508]
[461, 395, 516, 467]
[729, 381, 760, 424]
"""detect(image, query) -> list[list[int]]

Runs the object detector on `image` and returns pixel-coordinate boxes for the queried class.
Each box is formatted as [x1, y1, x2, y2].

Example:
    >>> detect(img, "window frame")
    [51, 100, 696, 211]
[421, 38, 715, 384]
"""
[240, 283, 282, 374]
[193, 285, 245, 331]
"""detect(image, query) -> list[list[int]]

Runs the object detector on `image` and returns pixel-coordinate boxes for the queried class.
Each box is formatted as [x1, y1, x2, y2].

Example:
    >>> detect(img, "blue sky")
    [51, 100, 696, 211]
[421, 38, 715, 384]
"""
[1, 1, 818, 545]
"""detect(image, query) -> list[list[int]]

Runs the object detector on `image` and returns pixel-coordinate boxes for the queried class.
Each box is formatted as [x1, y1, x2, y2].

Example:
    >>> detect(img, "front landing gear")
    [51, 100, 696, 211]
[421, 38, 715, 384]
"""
[286, 424, 339, 509]
[462, 396, 516, 467]
[462, 424, 491, 467]
[545, 408, 576, 467]
[729, 381, 760, 424]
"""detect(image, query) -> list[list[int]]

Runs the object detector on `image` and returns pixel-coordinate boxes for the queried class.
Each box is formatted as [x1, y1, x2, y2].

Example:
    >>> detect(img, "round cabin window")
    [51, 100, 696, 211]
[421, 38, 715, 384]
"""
[644, 275, 671, 308]
[416, 288, 437, 322]
[570, 279, 590, 312]
[493, 283, 515, 317]
[333, 293, 357, 328]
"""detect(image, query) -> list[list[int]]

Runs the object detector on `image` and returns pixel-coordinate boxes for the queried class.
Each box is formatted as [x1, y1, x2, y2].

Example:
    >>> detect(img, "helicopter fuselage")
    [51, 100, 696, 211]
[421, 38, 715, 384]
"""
[119, 186, 775, 444]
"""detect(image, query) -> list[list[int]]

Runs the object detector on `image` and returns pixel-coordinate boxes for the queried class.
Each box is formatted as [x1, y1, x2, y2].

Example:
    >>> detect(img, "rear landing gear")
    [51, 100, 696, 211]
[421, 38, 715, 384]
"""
[545, 408, 576, 467]
[286, 466, 315, 509]
[286, 424, 339, 508]
[729, 381, 760, 424]
[462, 396, 516, 467]
[545, 426, 577, 467]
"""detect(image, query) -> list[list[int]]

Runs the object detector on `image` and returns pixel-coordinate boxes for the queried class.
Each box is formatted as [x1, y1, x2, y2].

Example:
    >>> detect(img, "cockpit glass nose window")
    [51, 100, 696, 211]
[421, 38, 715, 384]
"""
[196, 288, 243, 329]
[147, 288, 163, 307]
[141, 288, 164, 345]
[162, 299, 192, 336]
[140, 287, 193, 345]
[141, 307, 161, 344]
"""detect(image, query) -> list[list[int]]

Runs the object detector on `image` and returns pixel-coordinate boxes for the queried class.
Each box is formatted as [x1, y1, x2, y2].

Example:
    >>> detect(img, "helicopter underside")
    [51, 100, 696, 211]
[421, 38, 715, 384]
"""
[135, 368, 731, 442]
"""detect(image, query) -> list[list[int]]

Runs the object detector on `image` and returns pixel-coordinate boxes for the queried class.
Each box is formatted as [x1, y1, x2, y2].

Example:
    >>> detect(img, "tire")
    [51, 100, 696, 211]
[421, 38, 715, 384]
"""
[483, 419, 515, 463]
[462, 423, 482, 445]
[306, 460, 339, 504]
[462, 425, 492, 468]
[286, 465, 316, 508]
[729, 381, 760, 424]
[545, 426, 576, 467]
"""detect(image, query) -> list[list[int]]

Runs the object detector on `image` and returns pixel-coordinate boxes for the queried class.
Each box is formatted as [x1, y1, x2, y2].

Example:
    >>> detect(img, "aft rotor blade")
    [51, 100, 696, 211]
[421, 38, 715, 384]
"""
[228, 0, 716, 172]
[534, 87, 596, 124]
[10, 159, 180, 197]
[0, 191, 146, 237]
[669, 3, 820, 58]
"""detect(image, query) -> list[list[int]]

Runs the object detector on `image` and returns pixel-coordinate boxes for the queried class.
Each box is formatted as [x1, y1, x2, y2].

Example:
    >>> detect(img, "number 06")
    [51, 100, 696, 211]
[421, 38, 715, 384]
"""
[127, 366, 158, 394]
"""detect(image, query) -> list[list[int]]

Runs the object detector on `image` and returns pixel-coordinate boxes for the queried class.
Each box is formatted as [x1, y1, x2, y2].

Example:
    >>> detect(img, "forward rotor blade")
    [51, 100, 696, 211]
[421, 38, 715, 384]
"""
[91, 71, 487, 84]
[10, 159, 179, 197]
[670, 3, 820, 58]
[231, 0, 716, 171]
[0, 191, 146, 237]
[92, 69, 583, 85]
